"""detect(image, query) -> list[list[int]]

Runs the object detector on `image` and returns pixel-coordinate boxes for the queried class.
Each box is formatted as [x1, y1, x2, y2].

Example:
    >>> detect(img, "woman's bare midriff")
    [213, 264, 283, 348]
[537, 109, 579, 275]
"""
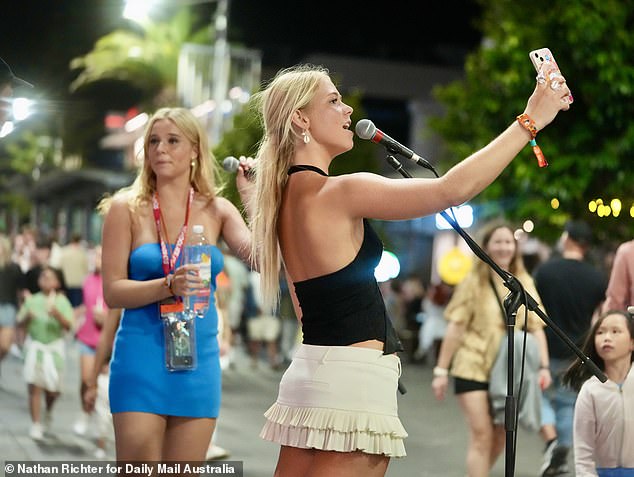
[349, 339, 384, 351]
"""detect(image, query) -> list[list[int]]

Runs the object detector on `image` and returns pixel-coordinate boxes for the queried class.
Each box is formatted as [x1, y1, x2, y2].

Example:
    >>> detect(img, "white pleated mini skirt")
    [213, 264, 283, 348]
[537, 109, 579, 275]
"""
[260, 344, 407, 457]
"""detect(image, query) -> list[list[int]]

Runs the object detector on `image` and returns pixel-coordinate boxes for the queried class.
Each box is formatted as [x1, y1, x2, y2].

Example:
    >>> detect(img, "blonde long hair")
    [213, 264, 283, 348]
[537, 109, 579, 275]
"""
[98, 107, 221, 214]
[250, 64, 330, 311]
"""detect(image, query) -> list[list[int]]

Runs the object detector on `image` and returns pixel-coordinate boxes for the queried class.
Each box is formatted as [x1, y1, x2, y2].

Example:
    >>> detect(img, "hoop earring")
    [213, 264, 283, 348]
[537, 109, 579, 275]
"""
[302, 130, 310, 144]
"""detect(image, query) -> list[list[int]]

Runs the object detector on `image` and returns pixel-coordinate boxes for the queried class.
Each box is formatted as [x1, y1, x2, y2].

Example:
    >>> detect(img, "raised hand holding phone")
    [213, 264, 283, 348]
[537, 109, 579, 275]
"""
[529, 48, 573, 104]
[520, 48, 573, 168]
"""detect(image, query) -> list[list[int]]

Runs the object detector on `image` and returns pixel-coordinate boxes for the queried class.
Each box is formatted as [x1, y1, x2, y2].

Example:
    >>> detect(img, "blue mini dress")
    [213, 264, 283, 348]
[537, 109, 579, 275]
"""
[109, 243, 224, 418]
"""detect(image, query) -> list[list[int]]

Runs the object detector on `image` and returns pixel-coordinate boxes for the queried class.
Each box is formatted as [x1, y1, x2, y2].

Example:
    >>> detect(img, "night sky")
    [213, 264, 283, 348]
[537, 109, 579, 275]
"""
[1, 0, 482, 97]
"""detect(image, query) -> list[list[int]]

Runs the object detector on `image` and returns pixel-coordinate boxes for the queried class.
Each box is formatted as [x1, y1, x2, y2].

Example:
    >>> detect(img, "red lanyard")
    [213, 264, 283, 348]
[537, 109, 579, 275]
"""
[152, 187, 194, 277]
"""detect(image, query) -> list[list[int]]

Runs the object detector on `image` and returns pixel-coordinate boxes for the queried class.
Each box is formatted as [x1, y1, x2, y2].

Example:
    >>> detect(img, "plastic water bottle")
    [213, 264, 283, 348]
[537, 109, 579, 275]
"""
[184, 224, 212, 318]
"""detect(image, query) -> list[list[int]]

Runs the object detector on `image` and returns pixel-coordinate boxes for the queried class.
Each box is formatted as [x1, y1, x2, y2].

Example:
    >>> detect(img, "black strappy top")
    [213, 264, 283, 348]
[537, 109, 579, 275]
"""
[287, 165, 403, 354]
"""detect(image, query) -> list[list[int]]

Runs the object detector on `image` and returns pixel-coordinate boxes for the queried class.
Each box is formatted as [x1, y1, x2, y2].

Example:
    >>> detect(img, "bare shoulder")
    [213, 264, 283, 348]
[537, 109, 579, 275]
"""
[323, 172, 387, 200]
[619, 240, 634, 253]
[322, 172, 400, 218]
[330, 171, 384, 188]
[206, 196, 240, 217]
[105, 194, 134, 221]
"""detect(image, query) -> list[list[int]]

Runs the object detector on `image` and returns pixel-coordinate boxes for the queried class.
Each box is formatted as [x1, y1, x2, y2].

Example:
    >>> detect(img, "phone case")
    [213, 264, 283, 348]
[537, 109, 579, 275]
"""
[529, 47, 572, 102]
[529, 48, 559, 73]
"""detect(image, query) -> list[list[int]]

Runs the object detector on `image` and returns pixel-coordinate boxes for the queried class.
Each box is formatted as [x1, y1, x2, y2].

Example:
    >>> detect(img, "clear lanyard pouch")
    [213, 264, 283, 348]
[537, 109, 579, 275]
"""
[160, 297, 197, 371]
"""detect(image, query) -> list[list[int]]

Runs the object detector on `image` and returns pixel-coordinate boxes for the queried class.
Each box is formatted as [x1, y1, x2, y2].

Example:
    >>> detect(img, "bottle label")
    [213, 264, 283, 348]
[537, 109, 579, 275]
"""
[199, 252, 212, 288]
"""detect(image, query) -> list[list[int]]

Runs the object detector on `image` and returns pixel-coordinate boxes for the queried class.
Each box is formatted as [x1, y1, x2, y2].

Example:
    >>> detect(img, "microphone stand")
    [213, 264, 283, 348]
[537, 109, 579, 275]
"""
[385, 154, 607, 477]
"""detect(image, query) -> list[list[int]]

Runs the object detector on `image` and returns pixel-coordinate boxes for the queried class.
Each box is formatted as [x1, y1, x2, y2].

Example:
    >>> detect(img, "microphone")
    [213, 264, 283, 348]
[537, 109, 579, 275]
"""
[222, 156, 255, 180]
[355, 119, 434, 171]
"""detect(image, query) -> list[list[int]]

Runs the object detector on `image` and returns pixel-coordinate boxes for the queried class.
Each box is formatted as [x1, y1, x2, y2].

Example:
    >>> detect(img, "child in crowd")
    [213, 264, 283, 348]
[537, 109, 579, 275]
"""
[563, 310, 634, 477]
[17, 266, 73, 440]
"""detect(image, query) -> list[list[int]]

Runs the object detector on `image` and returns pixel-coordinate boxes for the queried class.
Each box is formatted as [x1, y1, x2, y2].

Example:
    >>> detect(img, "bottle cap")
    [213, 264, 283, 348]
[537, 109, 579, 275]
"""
[192, 224, 204, 234]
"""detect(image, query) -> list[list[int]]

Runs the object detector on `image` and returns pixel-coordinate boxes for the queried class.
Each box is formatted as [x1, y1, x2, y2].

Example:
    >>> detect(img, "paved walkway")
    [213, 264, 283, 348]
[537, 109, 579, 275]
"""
[1, 339, 564, 476]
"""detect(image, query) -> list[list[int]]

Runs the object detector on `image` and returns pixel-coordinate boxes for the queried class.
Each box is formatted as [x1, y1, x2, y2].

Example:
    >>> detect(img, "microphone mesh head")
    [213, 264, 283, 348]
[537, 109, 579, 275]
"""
[222, 156, 239, 173]
[354, 119, 376, 140]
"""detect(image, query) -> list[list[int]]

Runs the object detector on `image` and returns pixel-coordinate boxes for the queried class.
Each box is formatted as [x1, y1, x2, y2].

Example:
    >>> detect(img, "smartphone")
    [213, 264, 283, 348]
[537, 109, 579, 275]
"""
[529, 48, 572, 102]
[529, 47, 560, 74]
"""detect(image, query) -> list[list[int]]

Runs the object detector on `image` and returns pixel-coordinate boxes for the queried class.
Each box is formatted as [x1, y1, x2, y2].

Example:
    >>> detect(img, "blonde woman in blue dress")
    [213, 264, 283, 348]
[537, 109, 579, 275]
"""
[100, 107, 253, 462]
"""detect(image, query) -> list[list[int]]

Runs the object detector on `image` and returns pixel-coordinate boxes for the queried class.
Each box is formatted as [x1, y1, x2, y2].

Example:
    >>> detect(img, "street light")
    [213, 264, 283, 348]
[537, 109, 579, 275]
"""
[0, 97, 35, 138]
[123, 0, 230, 144]
[123, 0, 159, 24]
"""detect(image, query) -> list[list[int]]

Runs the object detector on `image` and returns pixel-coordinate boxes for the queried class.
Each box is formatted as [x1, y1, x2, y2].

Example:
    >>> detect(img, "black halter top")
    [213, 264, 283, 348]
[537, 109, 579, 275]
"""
[286, 165, 403, 355]
[288, 164, 328, 176]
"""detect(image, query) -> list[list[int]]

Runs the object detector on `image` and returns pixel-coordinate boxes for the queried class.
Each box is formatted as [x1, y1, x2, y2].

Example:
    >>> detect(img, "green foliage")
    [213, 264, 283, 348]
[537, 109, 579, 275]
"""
[0, 131, 58, 220]
[430, 0, 634, 245]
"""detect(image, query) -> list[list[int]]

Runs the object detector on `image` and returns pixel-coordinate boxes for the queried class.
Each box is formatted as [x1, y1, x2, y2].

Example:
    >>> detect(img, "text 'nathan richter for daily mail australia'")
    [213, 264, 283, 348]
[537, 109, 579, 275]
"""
[3, 461, 244, 476]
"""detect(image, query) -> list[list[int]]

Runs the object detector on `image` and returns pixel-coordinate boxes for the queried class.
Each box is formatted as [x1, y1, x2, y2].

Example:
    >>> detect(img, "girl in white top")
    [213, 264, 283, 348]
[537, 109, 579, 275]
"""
[563, 310, 634, 477]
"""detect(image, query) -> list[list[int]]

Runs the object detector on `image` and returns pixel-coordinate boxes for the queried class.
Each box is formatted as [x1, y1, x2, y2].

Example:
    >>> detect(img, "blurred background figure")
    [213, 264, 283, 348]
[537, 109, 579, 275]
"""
[0, 234, 25, 374]
[533, 220, 606, 476]
[432, 221, 552, 477]
[218, 244, 250, 369]
[247, 305, 281, 370]
[82, 308, 122, 460]
[399, 274, 426, 363]
[415, 281, 453, 366]
[602, 238, 634, 314]
[245, 270, 281, 370]
[12, 225, 36, 274]
[17, 235, 54, 360]
[278, 271, 300, 366]
[23, 235, 52, 297]
[17, 266, 73, 440]
[58, 233, 89, 309]
[73, 245, 108, 438]
[205, 286, 231, 461]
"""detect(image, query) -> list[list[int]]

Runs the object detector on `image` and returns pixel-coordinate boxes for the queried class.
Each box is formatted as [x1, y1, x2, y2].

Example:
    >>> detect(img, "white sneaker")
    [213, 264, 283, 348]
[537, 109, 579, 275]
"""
[205, 445, 230, 461]
[73, 415, 87, 436]
[29, 423, 44, 440]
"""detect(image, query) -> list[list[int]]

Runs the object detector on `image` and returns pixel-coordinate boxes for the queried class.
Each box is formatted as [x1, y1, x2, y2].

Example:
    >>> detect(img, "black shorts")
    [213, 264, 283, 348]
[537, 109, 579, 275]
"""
[454, 377, 488, 394]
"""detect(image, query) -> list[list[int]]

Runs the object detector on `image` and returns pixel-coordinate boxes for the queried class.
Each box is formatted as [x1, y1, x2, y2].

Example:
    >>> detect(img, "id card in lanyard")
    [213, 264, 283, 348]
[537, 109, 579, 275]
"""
[153, 188, 197, 371]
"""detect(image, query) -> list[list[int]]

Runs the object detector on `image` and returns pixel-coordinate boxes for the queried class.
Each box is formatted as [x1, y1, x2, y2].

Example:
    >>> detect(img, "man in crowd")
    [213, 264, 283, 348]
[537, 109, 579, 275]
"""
[533, 220, 607, 476]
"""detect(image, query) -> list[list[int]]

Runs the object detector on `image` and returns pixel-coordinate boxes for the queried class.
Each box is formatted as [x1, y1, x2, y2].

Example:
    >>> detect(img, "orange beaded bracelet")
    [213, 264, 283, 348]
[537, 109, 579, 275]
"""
[516, 113, 548, 167]
[516, 113, 538, 138]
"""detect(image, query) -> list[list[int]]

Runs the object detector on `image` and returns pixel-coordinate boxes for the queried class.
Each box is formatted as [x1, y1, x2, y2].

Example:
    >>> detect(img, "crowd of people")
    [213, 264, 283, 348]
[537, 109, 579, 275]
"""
[0, 228, 106, 450]
[1, 56, 632, 477]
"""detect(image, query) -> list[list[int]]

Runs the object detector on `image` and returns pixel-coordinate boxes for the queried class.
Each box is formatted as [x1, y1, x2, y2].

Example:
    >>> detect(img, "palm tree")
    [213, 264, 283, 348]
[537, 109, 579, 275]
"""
[70, 8, 211, 109]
